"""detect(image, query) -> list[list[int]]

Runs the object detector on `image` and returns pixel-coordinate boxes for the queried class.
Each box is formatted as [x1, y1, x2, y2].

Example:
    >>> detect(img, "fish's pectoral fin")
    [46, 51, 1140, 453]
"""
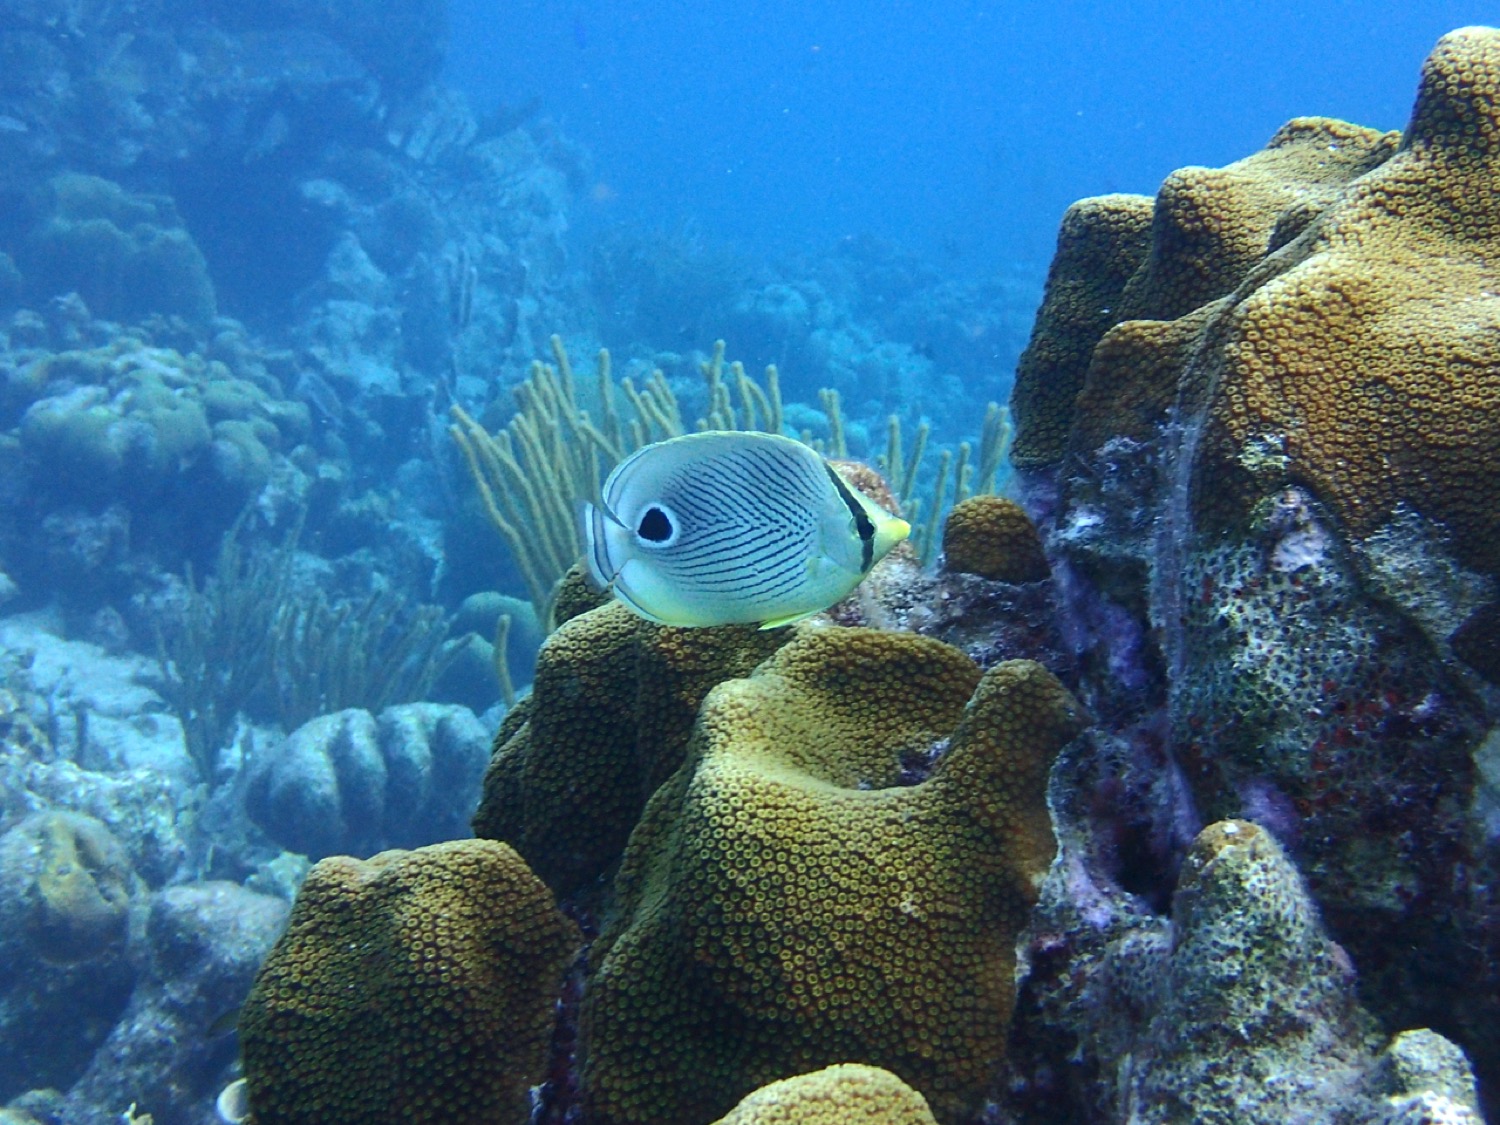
[758, 609, 820, 631]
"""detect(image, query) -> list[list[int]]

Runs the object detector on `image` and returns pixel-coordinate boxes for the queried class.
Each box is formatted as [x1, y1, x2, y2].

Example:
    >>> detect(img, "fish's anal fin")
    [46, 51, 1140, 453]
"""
[758, 610, 819, 631]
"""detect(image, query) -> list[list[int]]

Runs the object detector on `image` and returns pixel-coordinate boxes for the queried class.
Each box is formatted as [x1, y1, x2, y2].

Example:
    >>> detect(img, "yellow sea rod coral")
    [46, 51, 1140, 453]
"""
[711, 1064, 939, 1125]
[580, 628, 1085, 1125]
[238, 839, 578, 1125]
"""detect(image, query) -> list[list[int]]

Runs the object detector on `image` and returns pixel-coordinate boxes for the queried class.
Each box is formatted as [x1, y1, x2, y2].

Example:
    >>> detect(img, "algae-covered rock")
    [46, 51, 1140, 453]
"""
[59, 881, 289, 1125]
[0, 810, 138, 966]
[0, 813, 140, 1100]
[1013, 817, 1487, 1125]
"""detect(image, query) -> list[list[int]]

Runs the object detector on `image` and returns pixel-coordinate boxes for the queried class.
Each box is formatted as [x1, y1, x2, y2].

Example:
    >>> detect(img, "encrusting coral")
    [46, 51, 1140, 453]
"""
[1033, 820, 1486, 1125]
[238, 839, 579, 1125]
[710, 1064, 939, 1125]
[579, 627, 1084, 1124]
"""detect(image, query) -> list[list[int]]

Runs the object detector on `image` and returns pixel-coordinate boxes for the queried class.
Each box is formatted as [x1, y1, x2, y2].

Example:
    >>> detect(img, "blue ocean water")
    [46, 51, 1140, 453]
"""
[1, 1, 1498, 1121]
[447, 0, 1484, 271]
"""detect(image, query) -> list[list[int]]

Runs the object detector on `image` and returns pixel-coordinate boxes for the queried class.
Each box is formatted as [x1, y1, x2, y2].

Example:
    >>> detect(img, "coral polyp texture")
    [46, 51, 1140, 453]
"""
[710, 1064, 939, 1125]
[580, 627, 1084, 1125]
[1187, 29, 1500, 562]
[1007, 25, 1500, 1116]
[940, 494, 1049, 583]
[237, 839, 579, 1125]
[472, 600, 790, 896]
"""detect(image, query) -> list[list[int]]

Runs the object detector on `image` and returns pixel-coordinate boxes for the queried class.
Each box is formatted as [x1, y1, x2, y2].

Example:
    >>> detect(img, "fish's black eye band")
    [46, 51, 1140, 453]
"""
[823, 462, 876, 572]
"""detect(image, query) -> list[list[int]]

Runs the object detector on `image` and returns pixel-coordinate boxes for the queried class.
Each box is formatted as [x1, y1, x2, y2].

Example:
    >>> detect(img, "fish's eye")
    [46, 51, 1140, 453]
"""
[637, 506, 674, 543]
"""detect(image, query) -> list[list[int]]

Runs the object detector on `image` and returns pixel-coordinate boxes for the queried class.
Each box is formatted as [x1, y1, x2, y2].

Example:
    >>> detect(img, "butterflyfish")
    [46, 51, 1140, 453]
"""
[583, 430, 910, 629]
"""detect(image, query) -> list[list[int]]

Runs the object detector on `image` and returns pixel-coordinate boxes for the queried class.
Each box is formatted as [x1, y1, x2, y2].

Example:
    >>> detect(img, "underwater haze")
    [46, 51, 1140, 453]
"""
[449, 0, 1485, 267]
[1, 0, 1500, 1122]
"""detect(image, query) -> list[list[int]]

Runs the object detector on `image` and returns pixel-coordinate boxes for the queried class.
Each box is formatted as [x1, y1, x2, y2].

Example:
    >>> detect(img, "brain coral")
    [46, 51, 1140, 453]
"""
[238, 839, 578, 1125]
[711, 1064, 939, 1125]
[472, 601, 789, 895]
[580, 627, 1084, 1125]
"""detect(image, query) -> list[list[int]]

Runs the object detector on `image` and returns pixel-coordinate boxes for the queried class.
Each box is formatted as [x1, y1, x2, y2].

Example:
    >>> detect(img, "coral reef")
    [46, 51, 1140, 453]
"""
[1007, 25, 1500, 1117]
[580, 629, 1083, 1124]
[239, 839, 579, 1125]
[14, 175, 217, 325]
[940, 495, 1049, 583]
[473, 600, 790, 895]
[710, 1064, 939, 1125]
[1014, 820, 1484, 1125]
[244, 702, 489, 861]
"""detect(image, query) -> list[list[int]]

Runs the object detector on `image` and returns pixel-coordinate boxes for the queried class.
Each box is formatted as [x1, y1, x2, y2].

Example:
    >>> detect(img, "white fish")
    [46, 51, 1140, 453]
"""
[583, 431, 910, 628]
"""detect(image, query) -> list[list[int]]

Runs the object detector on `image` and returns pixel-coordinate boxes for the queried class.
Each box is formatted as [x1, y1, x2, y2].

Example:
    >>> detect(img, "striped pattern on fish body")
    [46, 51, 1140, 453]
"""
[583, 431, 910, 628]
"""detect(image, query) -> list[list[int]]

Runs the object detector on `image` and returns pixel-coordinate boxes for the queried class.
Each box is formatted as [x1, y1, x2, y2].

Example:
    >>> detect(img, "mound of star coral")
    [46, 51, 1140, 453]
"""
[711, 1064, 939, 1125]
[580, 627, 1084, 1124]
[472, 594, 791, 897]
[940, 494, 1049, 583]
[1006, 25, 1500, 1114]
[238, 839, 579, 1125]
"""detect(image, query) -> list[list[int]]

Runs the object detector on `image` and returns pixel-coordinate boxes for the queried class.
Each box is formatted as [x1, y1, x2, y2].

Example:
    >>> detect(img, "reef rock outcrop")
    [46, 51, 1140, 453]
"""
[1017, 820, 1484, 1125]
[1008, 24, 1500, 1115]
